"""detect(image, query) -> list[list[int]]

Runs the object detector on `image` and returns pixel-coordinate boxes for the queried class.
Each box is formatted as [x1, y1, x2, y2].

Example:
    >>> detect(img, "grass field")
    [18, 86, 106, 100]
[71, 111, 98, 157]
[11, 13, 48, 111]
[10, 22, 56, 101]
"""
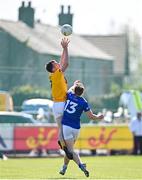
[0, 155, 142, 179]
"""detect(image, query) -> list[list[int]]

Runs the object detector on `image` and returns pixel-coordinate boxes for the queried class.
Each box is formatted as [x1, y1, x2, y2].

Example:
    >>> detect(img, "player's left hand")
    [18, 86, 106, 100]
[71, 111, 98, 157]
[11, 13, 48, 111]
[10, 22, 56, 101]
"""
[97, 114, 104, 119]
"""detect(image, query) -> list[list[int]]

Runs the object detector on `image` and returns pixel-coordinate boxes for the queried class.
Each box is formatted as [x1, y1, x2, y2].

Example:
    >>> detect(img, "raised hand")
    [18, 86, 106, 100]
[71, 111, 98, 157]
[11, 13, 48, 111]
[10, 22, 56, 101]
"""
[61, 38, 70, 49]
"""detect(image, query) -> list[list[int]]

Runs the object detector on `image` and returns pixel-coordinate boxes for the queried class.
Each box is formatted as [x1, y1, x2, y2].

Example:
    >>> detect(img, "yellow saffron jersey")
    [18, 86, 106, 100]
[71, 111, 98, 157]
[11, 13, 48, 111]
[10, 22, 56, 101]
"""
[49, 69, 67, 102]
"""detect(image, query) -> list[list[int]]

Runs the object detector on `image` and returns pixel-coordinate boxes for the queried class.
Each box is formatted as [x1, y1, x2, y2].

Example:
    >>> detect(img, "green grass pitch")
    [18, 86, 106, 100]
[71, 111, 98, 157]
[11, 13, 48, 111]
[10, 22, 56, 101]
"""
[0, 155, 142, 179]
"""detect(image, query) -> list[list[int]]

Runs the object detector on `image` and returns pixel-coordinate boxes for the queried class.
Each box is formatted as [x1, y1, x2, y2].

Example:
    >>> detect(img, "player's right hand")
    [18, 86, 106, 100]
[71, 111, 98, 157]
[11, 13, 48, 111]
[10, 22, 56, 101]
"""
[61, 38, 70, 49]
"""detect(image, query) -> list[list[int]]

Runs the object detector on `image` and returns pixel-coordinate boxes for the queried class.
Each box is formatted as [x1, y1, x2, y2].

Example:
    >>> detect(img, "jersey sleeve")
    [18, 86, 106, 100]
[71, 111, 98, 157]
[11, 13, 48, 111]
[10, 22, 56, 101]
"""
[83, 101, 90, 112]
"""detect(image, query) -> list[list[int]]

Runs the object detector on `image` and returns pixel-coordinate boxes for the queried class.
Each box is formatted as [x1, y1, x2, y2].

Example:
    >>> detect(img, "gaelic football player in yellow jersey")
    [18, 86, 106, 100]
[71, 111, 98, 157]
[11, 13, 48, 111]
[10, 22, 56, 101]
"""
[45, 38, 70, 147]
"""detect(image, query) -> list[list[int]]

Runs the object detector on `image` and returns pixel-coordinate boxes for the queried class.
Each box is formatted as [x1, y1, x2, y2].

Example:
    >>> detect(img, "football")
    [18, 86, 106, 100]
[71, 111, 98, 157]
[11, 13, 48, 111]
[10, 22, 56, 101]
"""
[61, 24, 72, 36]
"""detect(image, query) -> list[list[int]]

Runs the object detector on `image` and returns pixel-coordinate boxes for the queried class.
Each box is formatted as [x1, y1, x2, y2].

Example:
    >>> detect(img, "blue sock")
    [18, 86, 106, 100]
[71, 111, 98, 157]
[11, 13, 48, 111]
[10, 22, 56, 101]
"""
[79, 163, 84, 169]
[63, 164, 67, 169]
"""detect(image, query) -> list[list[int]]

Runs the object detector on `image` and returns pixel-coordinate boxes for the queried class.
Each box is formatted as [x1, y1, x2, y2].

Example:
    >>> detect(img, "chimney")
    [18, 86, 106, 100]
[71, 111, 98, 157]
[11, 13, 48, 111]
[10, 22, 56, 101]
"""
[61, 5, 64, 13]
[68, 5, 71, 14]
[58, 5, 73, 27]
[18, 1, 35, 28]
[18, 1, 25, 21]
[28, 1, 31, 7]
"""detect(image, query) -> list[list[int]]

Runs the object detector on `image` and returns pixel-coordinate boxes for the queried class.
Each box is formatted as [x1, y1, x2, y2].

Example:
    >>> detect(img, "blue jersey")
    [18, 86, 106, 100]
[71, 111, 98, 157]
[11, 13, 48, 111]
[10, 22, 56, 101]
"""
[62, 92, 90, 129]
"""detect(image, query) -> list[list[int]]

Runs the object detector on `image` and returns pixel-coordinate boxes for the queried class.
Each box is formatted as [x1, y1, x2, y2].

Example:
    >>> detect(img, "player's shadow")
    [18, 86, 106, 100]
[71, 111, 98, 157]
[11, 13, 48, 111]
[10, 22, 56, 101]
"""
[49, 178, 76, 179]
[49, 178, 86, 179]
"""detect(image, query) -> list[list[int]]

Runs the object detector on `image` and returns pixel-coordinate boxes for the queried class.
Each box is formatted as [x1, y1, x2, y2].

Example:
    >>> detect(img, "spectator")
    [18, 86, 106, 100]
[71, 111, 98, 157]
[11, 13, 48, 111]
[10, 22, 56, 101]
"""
[0, 152, 8, 160]
[129, 112, 142, 155]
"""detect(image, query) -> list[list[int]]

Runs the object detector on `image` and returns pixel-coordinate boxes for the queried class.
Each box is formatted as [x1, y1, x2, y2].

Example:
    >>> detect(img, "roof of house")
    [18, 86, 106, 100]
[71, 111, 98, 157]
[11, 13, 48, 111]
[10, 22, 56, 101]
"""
[0, 20, 113, 61]
[82, 34, 127, 74]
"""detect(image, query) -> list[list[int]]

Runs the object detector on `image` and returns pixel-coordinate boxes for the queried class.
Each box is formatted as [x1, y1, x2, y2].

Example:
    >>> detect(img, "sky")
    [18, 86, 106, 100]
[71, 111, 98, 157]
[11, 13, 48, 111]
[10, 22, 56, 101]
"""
[0, 0, 142, 36]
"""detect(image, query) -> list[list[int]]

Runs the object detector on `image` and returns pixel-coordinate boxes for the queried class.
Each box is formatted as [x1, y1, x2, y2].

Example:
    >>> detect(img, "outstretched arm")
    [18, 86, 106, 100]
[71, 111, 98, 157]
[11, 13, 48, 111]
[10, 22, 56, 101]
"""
[60, 38, 70, 72]
[86, 109, 104, 121]
[68, 80, 81, 92]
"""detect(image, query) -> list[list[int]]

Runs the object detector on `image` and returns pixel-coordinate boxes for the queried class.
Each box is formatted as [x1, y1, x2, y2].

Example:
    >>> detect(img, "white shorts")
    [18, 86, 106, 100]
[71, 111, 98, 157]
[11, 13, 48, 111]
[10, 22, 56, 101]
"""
[62, 125, 80, 141]
[53, 102, 65, 119]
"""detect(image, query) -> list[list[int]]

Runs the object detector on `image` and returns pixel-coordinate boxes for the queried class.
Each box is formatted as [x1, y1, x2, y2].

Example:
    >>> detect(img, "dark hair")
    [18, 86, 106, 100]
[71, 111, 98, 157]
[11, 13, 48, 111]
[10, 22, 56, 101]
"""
[45, 61, 53, 73]
[74, 84, 84, 96]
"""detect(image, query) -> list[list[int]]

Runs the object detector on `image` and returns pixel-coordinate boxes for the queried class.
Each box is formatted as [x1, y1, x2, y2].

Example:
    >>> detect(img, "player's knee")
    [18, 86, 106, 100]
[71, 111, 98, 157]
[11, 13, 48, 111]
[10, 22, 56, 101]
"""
[67, 151, 73, 160]
[64, 147, 73, 160]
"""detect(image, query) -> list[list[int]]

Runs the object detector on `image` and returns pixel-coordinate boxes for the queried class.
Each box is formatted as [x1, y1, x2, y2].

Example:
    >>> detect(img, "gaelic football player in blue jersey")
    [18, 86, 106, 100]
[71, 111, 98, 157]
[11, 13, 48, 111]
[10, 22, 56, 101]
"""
[59, 81, 104, 177]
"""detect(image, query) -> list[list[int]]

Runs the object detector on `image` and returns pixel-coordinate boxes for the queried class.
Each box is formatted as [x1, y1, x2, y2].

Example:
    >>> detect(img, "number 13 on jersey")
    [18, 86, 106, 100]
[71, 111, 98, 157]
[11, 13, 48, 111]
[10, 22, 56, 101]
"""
[64, 100, 78, 114]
